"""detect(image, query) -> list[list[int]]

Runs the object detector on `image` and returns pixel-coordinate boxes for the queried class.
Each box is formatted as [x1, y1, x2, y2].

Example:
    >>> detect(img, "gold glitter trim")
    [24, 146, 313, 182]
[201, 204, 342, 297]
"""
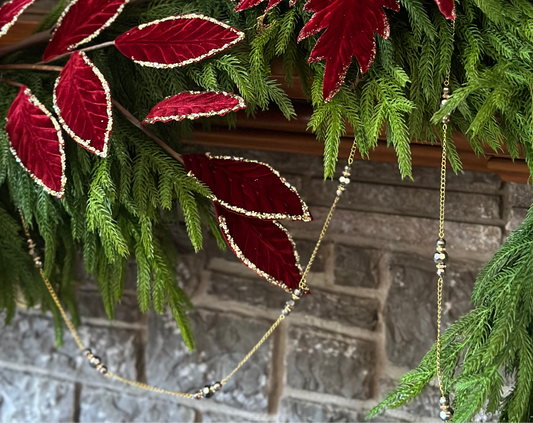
[218, 215, 296, 293]
[7, 88, 67, 199]
[53, 52, 113, 158]
[143, 91, 246, 125]
[126, 14, 246, 69]
[273, 220, 303, 274]
[190, 153, 312, 221]
[0, 0, 36, 38]
[51, 0, 129, 51]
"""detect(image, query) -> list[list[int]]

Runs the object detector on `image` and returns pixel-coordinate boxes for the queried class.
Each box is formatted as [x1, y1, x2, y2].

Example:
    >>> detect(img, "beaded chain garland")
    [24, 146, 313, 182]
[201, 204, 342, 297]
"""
[19, 141, 358, 401]
[433, 18, 455, 422]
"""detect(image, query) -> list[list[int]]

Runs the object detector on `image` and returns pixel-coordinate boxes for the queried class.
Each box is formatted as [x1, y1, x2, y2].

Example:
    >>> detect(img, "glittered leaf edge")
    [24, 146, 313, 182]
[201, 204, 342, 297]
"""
[217, 213, 303, 293]
[116, 14, 245, 69]
[142, 91, 246, 125]
[186, 153, 313, 222]
[7, 88, 67, 199]
[49, 0, 129, 52]
[53, 52, 113, 158]
[0, 0, 36, 38]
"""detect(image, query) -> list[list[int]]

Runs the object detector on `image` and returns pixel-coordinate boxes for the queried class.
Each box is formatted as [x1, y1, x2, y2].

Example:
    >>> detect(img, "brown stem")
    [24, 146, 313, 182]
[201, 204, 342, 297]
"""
[0, 63, 184, 166]
[37, 40, 116, 64]
[0, 64, 64, 72]
[0, 78, 25, 88]
[0, 30, 52, 59]
[111, 99, 184, 165]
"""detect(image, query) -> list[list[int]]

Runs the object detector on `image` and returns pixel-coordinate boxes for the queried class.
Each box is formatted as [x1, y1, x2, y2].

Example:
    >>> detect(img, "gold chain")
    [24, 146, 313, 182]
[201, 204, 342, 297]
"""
[298, 140, 358, 292]
[436, 17, 455, 419]
[18, 138, 358, 400]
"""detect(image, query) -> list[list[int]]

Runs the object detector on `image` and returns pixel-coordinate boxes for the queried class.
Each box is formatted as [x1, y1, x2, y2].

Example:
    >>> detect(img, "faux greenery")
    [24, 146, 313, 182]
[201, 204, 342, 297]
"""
[1, 0, 533, 418]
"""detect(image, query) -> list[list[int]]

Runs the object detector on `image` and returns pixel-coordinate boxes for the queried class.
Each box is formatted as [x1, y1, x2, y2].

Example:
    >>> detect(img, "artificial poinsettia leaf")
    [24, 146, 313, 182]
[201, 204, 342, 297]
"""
[42, 0, 128, 61]
[182, 153, 312, 221]
[234, 0, 296, 12]
[215, 204, 303, 292]
[115, 14, 245, 68]
[142, 91, 246, 125]
[53, 51, 112, 157]
[0, 0, 36, 38]
[6, 86, 66, 198]
[298, 0, 400, 102]
[434, 0, 455, 19]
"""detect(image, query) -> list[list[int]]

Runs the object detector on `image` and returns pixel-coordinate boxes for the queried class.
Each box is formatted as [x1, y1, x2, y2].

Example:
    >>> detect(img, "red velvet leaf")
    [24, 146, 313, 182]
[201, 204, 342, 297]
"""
[6, 86, 66, 198]
[53, 51, 112, 157]
[0, 0, 35, 38]
[434, 0, 456, 19]
[182, 153, 312, 221]
[298, 0, 400, 102]
[42, 0, 128, 61]
[216, 204, 303, 292]
[234, 0, 296, 12]
[142, 91, 246, 125]
[115, 14, 245, 68]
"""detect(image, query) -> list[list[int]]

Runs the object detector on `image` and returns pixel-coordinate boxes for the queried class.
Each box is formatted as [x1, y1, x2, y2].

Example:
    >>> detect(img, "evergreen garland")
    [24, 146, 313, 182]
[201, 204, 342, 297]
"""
[1, 4, 533, 418]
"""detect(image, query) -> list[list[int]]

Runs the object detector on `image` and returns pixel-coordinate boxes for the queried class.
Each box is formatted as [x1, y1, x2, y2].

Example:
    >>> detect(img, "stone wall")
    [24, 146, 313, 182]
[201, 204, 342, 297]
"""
[1, 147, 531, 423]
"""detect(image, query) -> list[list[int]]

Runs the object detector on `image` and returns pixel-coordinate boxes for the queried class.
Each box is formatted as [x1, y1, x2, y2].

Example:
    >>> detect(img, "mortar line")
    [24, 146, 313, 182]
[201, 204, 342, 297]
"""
[267, 318, 288, 415]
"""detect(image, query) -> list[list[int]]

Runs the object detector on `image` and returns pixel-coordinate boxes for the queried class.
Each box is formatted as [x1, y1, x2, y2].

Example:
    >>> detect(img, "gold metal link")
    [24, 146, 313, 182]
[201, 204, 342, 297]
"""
[221, 315, 285, 386]
[436, 16, 455, 400]
[298, 140, 357, 291]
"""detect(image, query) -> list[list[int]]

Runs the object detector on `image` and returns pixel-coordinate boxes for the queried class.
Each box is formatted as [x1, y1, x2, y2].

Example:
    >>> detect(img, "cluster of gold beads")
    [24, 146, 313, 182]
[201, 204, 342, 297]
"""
[434, 239, 448, 276]
[282, 288, 303, 316]
[336, 166, 351, 197]
[440, 87, 451, 124]
[193, 382, 222, 399]
[439, 396, 453, 421]
[84, 349, 108, 375]
[27, 239, 43, 268]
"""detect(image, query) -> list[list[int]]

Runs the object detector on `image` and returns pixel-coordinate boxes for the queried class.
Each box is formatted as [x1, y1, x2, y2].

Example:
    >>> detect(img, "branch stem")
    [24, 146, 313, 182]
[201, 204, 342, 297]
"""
[0, 30, 52, 59]
[0, 64, 64, 72]
[111, 100, 184, 165]
[0, 78, 25, 88]
[37, 40, 116, 64]
[0, 63, 184, 166]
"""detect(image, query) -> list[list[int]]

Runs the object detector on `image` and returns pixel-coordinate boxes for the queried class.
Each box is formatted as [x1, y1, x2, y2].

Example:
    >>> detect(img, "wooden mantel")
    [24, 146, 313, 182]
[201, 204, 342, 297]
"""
[3, 21, 530, 184]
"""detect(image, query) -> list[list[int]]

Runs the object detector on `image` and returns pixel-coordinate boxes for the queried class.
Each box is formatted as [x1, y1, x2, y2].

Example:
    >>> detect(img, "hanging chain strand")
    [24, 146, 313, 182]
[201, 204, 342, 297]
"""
[435, 17, 455, 422]
[18, 139, 358, 400]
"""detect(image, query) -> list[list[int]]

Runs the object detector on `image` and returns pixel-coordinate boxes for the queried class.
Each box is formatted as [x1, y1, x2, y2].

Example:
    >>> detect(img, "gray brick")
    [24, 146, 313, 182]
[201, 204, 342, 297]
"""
[0, 312, 140, 383]
[286, 327, 375, 399]
[146, 310, 272, 412]
[305, 180, 501, 223]
[334, 244, 378, 288]
[505, 208, 528, 234]
[384, 255, 480, 368]
[351, 161, 502, 193]
[0, 368, 75, 423]
[279, 399, 360, 422]
[205, 273, 378, 330]
[79, 388, 195, 423]
[295, 291, 379, 331]
[76, 290, 142, 323]
[292, 208, 502, 257]
[206, 272, 286, 309]
[508, 183, 533, 208]
[296, 238, 327, 272]
[201, 411, 266, 422]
